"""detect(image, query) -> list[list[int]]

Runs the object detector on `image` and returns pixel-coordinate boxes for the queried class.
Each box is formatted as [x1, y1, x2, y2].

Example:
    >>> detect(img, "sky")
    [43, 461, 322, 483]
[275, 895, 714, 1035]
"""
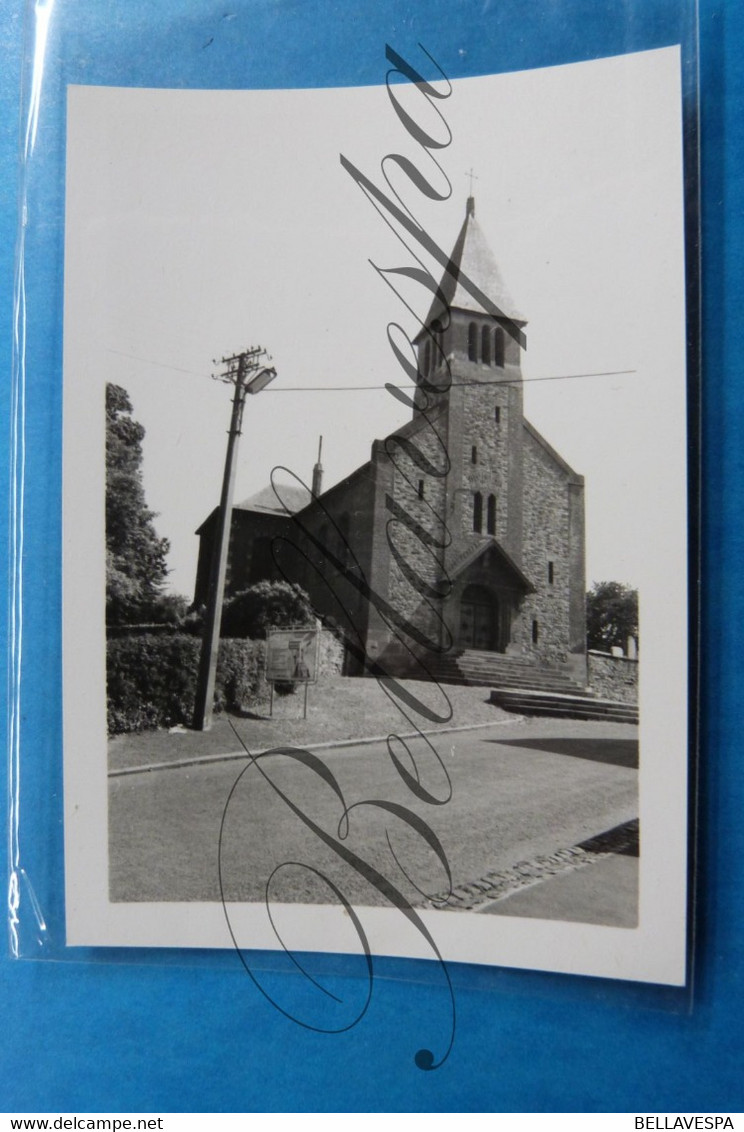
[64, 46, 687, 601]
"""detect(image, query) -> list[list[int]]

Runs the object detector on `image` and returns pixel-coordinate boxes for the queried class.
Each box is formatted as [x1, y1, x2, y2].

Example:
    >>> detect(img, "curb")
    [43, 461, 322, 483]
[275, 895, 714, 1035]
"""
[108, 715, 526, 779]
[425, 819, 640, 912]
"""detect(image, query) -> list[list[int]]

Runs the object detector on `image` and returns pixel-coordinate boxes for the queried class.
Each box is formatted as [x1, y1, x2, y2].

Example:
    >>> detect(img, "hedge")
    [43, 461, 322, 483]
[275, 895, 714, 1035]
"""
[107, 634, 266, 733]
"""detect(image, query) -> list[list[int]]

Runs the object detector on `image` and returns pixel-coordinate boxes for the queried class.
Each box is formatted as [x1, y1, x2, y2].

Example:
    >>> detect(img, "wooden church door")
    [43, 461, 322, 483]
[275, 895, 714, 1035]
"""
[459, 585, 499, 651]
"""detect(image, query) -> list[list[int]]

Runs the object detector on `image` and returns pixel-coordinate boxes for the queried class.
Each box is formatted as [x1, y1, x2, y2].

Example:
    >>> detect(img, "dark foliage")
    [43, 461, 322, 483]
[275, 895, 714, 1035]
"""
[106, 383, 171, 624]
[107, 634, 266, 733]
[273, 681, 298, 697]
[221, 580, 315, 638]
[586, 581, 639, 652]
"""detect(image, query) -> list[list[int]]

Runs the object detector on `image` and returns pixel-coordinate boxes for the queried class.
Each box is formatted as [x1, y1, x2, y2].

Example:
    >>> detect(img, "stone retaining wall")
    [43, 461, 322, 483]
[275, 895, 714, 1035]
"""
[318, 629, 346, 676]
[587, 650, 638, 704]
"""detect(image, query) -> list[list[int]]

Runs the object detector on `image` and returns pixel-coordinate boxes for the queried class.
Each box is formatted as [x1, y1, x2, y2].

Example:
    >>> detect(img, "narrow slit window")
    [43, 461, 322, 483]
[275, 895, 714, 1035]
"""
[468, 322, 478, 362]
[423, 339, 431, 376]
[471, 445, 478, 465]
[481, 325, 491, 365]
[494, 328, 505, 368]
[548, 561, 554, 584]
[473, 492, 483, 533]
[417, 479, 425, 500]
[532, 619, 539, 645]
[487, 494, 496, 535]
[494, 405, 501, 424]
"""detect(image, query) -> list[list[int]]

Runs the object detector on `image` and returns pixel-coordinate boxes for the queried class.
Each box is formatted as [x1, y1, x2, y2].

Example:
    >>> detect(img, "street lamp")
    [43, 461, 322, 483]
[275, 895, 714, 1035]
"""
[192, 348, 276, 731]
[244, 367, 276, 396]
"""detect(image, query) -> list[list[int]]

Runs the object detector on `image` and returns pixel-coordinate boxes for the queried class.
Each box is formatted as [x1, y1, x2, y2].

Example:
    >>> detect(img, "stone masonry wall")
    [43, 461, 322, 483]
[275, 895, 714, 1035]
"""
[458, 379, 512, 545]
[299, 469, 375, 616]
[520, 426, 572, 661]
[587, 651, 638, 704]
[386, 415, 449, 646]
[317, 629, 345, 676]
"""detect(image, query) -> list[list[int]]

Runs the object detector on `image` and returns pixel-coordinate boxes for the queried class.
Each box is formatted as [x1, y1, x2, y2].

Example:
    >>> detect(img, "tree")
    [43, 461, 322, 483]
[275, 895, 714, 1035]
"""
[106, 383, 170, 624]
[586, 581, 639, 652]
[221, 580, 315, 638]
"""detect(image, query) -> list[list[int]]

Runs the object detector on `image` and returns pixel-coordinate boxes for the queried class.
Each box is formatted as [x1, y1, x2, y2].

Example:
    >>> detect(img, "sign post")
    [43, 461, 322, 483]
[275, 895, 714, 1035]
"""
[265, 627, 320, 717]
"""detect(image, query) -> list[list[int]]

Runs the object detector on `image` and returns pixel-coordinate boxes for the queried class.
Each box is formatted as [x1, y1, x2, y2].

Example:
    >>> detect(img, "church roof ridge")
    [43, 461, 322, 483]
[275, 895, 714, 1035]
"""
[522, 418, 584, 483]
[424, 197, 526, 327]
[234, 481, 311, 515]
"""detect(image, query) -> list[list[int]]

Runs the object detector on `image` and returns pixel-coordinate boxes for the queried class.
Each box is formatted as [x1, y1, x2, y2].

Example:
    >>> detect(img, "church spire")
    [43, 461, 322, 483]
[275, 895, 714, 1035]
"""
[422, 197, 525, 329]
[413, 196, 528, 414]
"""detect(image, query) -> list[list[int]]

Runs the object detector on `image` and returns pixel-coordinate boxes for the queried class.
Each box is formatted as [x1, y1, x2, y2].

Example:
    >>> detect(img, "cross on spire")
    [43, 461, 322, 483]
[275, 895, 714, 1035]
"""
[466, 167, 478, 195]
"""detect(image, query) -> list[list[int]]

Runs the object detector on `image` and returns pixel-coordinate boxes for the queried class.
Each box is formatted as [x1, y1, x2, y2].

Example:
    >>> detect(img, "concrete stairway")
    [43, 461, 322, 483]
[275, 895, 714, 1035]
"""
[455, 649, 587, 693]
[488, 687, 638, 724]
[424, 648, 639, 724]
[426, 648, 586, 692]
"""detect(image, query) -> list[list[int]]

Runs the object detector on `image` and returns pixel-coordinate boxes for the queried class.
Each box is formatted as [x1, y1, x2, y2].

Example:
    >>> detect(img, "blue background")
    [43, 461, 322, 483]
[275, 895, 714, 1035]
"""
[1, 0, 741, 1113]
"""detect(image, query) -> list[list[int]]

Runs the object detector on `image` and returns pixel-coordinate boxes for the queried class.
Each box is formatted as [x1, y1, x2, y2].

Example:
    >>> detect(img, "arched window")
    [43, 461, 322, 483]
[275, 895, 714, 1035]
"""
[473, 492, 483, 533]
[493, 328, 505, 368]
[487, 494, 496, 535]
[481, 325, 491, 365]
[468, 322, 478, 362]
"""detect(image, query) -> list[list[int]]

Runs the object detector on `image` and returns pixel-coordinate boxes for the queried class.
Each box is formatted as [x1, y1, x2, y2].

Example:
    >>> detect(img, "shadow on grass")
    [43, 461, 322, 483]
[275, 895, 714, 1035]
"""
[486, 736, 638, 769]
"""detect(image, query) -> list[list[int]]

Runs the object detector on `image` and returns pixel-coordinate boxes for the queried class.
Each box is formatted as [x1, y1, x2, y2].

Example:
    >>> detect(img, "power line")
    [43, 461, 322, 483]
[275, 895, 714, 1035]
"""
[107, 348, 207, 377]
[265, 369, 637, 391]
[106, 347, 636, 390]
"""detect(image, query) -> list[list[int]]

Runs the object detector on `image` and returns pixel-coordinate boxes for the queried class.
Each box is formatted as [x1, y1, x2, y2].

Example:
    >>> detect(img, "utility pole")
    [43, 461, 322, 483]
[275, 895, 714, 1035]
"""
[192, 346, 276, 731]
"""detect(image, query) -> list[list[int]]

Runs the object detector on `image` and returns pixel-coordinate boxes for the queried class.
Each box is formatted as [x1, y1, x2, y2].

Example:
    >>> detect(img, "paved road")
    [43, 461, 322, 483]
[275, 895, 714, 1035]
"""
[109, 716, 638, 926]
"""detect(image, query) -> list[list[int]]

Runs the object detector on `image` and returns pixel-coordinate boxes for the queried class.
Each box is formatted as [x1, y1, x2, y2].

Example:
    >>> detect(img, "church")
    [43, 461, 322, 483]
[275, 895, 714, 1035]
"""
[194, 198, 587, 687]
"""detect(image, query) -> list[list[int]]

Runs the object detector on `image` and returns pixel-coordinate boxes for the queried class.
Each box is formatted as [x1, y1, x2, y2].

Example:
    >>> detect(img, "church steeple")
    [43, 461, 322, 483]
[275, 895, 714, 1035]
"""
[424, 195, 525, 330]
[412, 198, 528, 568]
[415, 197, 526, 407]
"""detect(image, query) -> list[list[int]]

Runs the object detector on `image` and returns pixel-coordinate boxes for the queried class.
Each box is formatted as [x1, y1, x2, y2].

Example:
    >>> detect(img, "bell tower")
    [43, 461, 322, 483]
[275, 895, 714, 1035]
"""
[414, 196, 528, 568]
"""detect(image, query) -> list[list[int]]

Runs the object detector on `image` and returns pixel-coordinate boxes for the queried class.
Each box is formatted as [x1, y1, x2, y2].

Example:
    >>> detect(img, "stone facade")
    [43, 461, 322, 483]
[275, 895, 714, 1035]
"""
[587, 651, 638, 704]
[195, 198, 586, 682]
[317, 629, 346, 677]
[384, 409, 450, 645]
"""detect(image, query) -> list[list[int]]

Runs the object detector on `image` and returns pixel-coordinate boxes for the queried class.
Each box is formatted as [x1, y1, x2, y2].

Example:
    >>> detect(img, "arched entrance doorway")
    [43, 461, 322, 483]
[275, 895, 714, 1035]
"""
[459, 584, 500, 651]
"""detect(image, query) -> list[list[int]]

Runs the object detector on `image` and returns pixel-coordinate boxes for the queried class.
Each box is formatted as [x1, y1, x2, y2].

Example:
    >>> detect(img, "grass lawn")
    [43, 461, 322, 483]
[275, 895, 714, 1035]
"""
[109, 675, 512, 772]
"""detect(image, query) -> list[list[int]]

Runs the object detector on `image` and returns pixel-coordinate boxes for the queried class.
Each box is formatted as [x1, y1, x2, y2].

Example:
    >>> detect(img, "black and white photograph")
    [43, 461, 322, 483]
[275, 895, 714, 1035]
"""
[63, 45, 688, 984]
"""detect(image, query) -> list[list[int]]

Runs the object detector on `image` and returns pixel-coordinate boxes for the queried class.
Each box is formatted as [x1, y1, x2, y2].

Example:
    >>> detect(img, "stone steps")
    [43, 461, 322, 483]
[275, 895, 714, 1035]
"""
[458, 648, 560, 668]
[489, 687, 638, 725]
[410, 649, 638, 723]
[449, 650, 588, 695]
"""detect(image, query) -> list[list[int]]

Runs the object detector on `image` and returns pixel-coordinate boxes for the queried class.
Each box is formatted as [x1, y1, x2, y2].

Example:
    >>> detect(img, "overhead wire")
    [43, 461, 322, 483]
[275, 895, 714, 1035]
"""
[106, 348, 636, 389]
